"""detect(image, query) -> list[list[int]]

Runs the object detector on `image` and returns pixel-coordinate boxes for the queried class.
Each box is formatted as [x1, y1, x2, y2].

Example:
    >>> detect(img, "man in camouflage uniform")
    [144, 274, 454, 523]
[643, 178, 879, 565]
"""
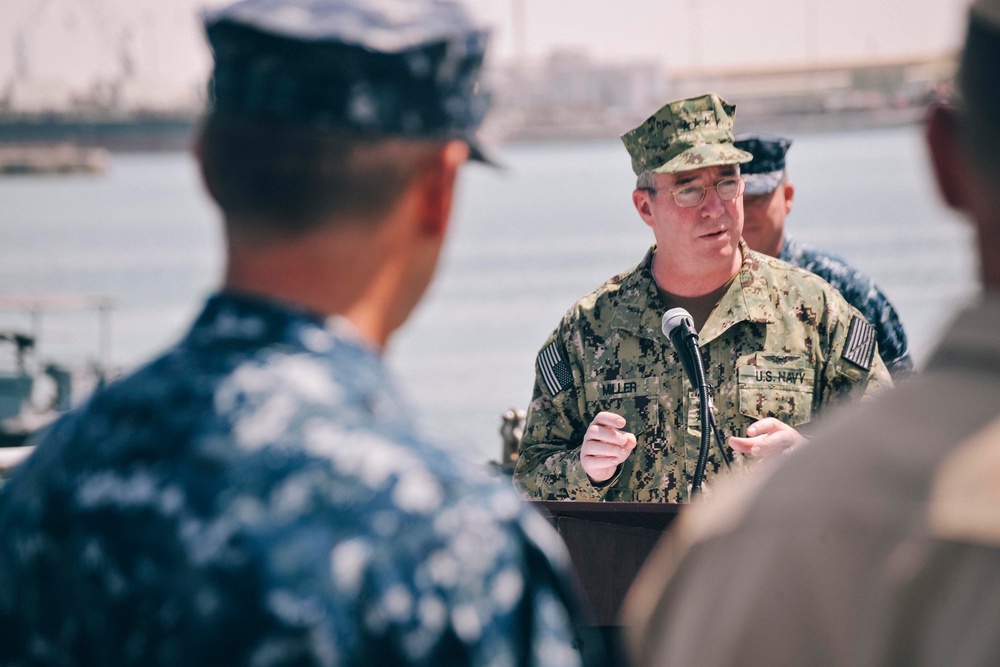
[735, 133, 914, 378]
[624, 1, 1000, 663]
[514, 93, 891, 503]
[0, 1, 604, 665]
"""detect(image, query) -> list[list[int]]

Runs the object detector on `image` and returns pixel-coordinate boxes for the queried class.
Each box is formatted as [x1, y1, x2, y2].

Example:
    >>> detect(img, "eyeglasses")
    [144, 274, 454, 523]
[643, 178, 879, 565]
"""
[647, 177, 745, 208]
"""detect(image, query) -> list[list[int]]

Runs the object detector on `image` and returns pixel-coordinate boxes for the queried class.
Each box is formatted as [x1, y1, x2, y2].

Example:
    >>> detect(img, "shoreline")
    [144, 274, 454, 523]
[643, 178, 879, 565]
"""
[0, 106, 927, 154]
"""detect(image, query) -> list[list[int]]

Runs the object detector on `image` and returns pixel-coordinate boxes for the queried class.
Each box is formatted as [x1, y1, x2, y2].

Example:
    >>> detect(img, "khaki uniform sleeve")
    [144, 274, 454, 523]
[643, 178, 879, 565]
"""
[513, 328, 614, 501]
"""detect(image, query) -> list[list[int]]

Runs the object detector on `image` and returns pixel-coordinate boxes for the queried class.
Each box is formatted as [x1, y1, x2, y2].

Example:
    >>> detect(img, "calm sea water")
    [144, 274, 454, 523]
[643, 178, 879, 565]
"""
[0, 125, 979, 462]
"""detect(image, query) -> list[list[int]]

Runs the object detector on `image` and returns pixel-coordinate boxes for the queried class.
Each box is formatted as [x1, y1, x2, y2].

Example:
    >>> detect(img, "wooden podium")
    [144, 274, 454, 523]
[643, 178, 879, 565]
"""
[531, 501, 681, 626]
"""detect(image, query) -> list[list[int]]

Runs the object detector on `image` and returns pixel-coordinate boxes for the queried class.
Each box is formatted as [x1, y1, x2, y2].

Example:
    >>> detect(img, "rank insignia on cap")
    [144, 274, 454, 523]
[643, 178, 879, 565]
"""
[842, 316, 876, 371]
[537, 341, 574, 396]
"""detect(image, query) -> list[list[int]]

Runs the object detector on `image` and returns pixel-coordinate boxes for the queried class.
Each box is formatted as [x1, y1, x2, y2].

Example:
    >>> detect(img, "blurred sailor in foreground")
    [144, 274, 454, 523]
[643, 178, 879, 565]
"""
[624, 1, 1000, 663]
[514, 93, 891, 503]
[735, 132, 914, 378]
[0, 1, 603, 665]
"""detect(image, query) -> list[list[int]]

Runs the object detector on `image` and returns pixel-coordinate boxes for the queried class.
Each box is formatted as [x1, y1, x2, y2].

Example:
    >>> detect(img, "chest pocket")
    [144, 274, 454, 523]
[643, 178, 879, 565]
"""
[737, 356, 815, 427]
[583, 376, 662, 449]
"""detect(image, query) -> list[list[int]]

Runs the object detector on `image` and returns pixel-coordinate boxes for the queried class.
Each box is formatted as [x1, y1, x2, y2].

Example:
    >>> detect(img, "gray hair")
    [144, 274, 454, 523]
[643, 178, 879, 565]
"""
[636, 170, 657, 191]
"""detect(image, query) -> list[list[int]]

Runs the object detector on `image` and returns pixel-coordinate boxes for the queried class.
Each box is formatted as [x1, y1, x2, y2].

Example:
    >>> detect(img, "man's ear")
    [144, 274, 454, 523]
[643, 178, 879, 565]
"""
[782, 181, 795, 214]
[926, 103, 970, 211]
[632, 189, 656, 228]
[415, 141, 469, 239]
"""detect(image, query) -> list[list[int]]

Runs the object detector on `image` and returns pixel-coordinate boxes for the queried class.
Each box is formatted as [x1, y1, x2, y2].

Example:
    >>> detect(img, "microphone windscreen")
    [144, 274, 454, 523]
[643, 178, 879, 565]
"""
[662, 307, 694, 339]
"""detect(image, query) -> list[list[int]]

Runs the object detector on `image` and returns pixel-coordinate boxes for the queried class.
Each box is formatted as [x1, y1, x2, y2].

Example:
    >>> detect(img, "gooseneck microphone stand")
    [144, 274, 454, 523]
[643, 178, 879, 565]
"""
[662, 308, 731, 496]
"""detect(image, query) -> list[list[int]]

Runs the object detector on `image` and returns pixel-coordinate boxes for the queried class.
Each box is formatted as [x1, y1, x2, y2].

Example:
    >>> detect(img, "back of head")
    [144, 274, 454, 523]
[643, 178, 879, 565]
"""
[956, 0, 1000, 178]
[198, 0, 492, 239]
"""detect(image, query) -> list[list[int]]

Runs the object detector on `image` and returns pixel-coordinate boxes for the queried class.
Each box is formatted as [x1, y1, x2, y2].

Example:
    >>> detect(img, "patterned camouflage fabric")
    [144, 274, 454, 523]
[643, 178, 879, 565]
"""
[620, 93, 753, 175]
[0, 294, 598, 666]
[205, 0, 492, 158]
[514, 242, 892, 503]
[781, 234, 914, 379]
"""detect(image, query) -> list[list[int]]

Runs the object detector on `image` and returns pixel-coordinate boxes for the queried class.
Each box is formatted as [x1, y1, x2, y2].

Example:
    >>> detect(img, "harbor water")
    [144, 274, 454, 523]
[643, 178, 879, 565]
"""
[0, 124, 979, 462]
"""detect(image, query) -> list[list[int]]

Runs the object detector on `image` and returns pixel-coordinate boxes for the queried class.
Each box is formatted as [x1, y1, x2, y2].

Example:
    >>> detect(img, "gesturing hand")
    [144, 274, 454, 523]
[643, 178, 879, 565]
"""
[581, 411, 637, 484]
[728, 417, 806, 458]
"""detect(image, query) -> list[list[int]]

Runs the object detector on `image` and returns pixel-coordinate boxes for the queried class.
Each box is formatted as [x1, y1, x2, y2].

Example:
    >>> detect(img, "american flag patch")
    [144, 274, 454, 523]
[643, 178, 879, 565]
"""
[537, 341, 574, 396]
[842, 315, 876, 371]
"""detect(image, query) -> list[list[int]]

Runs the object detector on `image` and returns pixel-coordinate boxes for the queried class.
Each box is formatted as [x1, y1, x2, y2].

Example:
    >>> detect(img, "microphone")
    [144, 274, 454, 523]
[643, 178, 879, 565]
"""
[660, 307, 730, 494]
[661, 308, 700, 390]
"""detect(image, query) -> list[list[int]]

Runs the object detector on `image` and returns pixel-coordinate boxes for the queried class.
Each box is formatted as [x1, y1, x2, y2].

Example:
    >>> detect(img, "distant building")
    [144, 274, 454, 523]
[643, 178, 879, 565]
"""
[485, 50, 667, 142]
[484, 50, 956, 142]
[671, 53, 957, 127]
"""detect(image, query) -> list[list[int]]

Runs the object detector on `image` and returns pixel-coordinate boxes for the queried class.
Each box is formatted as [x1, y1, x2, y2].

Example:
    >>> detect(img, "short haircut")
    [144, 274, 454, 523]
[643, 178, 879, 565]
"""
[199, 113, 446, 239]
[636, 170, 657, 191]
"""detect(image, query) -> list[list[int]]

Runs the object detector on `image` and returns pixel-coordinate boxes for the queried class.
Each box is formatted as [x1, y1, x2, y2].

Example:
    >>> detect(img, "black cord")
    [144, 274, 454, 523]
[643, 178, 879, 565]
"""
[689, 336, 712, 495]
[707, 408, 732, 471]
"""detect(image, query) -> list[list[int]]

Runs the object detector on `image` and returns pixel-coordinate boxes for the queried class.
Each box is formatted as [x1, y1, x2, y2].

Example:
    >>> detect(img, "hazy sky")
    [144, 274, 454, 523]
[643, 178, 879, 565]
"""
[471, 0, 968, 69]
[0, 0, 970, 109]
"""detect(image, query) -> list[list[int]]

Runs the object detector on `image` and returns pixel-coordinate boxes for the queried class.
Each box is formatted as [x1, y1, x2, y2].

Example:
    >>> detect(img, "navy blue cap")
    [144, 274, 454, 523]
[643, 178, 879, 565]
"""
[203, 0, 494, 161]
[733, 133, 792, 195]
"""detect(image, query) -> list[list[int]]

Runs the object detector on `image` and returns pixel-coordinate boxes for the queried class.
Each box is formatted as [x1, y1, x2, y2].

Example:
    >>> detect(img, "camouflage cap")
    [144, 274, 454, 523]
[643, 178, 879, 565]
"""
[620, 93, 752, 176]
[203, 0, 493, 161]
[734, 133, 792, 195]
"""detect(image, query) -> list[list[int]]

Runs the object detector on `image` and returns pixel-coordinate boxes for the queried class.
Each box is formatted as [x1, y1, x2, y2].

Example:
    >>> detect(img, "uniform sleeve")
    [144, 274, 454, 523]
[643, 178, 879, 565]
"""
[869, 287, 914, 379]
[354, 490, 608, 667]
[816, 295, 894, 412]
[833, 269, 914, 380]
[512, 509, 608, 667]
[513, 327, 614, 501]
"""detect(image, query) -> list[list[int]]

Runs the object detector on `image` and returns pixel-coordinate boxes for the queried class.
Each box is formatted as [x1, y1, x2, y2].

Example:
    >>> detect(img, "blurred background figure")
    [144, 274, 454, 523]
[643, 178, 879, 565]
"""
[623, 0, 1000, 664]
[736, 132, 914, 379]
[0, 0, 605, 665]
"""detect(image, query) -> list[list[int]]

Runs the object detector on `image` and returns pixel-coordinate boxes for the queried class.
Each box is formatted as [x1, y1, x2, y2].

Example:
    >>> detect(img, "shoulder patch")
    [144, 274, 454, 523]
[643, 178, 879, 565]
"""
[842, 315, 876, 371]
[537, 341, 574, 396]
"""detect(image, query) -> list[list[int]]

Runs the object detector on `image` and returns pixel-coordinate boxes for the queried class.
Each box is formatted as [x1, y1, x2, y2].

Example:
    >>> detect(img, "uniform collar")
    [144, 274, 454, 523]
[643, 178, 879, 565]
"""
[610, 240, 777, 343]
[699, 240, 778, 344]
[609, 245, 666, 341]
[190, 291, 382, 357]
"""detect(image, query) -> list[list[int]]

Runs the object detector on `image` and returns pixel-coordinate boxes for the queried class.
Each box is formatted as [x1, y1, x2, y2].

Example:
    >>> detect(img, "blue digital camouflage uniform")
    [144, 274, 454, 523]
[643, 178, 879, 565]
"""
[0, 294, 597, 666]
[514, 242, 892, 503]
[780, 234, 913, 378]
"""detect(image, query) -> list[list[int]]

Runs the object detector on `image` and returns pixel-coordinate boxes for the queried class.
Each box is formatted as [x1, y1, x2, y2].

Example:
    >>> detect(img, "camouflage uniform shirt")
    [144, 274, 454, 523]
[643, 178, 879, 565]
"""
[0, 293, 597, 667]
[780, 234, 913, 378]
[514, 242, 892, 503]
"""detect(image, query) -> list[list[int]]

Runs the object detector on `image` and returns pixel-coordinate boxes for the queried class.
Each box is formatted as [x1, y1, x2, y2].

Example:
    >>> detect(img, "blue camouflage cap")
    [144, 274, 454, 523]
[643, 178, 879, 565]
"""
[203, 0, 493, 161]
[734, 133, 792, 195]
